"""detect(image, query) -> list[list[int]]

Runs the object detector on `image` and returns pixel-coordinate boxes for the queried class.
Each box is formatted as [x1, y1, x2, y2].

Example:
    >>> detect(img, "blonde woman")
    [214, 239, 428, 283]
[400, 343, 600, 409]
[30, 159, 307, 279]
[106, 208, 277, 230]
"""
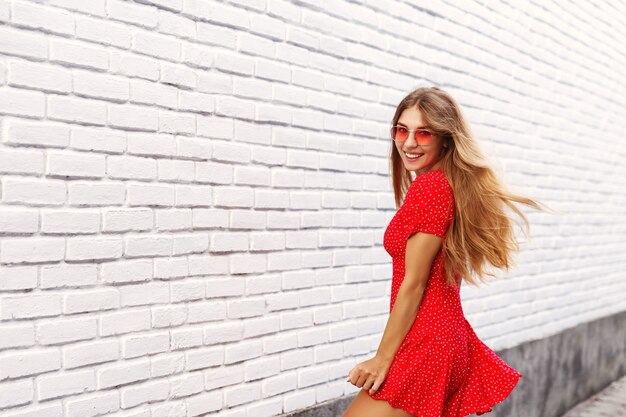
[343, 87, 551, 417]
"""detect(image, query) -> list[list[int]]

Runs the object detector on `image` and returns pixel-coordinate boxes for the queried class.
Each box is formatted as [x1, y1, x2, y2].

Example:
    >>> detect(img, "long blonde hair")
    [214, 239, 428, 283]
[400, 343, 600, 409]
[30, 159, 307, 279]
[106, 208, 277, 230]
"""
[389, 87, 556, 288]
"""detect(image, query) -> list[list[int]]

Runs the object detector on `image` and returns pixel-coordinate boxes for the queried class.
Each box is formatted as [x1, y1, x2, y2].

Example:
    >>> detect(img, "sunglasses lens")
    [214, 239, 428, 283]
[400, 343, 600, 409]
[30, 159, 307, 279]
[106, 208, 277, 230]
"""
[391, 126, 407, 141]
[415, 130, 433, 146]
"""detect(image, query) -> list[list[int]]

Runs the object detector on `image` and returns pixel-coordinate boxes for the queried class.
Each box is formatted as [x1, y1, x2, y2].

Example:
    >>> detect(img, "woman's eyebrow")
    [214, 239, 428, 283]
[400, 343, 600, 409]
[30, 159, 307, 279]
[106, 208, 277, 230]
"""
[397, 121, 429, 129]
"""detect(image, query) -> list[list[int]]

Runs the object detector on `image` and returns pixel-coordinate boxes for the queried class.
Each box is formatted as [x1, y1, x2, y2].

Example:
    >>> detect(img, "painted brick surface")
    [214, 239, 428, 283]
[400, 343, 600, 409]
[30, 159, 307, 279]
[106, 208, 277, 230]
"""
[1, 0, 625, 416]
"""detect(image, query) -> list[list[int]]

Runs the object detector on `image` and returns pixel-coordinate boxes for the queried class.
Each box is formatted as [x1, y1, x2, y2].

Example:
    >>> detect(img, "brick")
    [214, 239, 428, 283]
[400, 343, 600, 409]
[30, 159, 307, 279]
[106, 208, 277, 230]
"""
[157, 159, 195, 182]
[100, 309, 151, 337]
[181, 0, 212, 20]
[130, 79, 178, 108]
[213, 51, 254, 75]
[122, 332, 169, 358]
[185, 347, 222, 371]
[47, 151, 106, 179]
[0, 0, 8, 22]
[127, 132, 177, 157]
[107, 0, 158, 28]
[108, 104, 159, 131]
[0, 323, 35, 350]
[7, 60, 72, 93]
[196, 22, 237, 48]
[208, 2, 248, 29]
[2, 118, 70, 148]
[97, 359, 151, 389]
[170, 370, 204, 398]
[152, 305, 186, 328]
[49, 0, 106, 16]
[0, 348, 61, 379]
[204, 365, 244, 392]
[147, 0, 183, 12]
[107, 155, 157, 180]
[50, 38, 109, 70]
[0, 26, 48, 59]
[188, 301, 226, 324]
[161, 62, 196, 88]
[176, 136, 212, 160]
[155, 208, 193, 231]
[63, 340, 119, 369]
[67, 182, 125, 206]
[121, 380, 169, 408]
[159, 110, 195, 134]
[47, 95, 107, 125]
[186, 391, 222, 416]
[151, 352, 184, 378]
[1, 178, 66, 206]
[110, 51, 160, 81]
[11, 1, 75, 36]
[0, 265, 38, 291]
[65, 237, 123, 261]
[197, 71, 231, 94]
[124, 235, 171, 257]
[119, 282, 170, 307]
[65, 391, 119, 417]
[37, 369, 95, 401]
[0, 87, 45, 117]
[37, 317, 97, 345]
[73, 70, 130, 102]
[0, 148, 44, 175]
[0, 237, 65, 265]
[2, 404, 64, 416]
[170, 327, 202, 350]
[103, 208, 153, 232]
[0, 379, 33, 408]
[159, 10, 195, 38]
[76, 15, 131, 48]
[181, 42, 214, 69]
[41, 263, 98, 288]
[70, 126, 126, 154]
[132, 31, 181, 60]
[64, 289, 119, 315]
[178, 91, 214, 113]
[171, 279, 204, 302]
[41, 209, 100, 235]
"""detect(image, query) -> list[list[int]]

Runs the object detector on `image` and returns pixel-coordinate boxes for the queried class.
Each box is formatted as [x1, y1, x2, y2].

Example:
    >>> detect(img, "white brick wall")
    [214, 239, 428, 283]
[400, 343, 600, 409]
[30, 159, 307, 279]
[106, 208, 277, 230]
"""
[0, 0, 625, 415]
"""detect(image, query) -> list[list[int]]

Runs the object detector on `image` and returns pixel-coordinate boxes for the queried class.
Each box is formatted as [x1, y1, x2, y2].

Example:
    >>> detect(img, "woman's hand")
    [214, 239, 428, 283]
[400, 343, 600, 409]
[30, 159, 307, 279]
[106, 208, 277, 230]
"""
[346, 355, 392, 395]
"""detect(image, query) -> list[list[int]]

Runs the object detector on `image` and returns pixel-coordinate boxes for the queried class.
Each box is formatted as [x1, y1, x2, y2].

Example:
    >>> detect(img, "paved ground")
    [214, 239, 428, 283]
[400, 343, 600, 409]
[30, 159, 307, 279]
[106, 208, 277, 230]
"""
[559, 374, 626, 417]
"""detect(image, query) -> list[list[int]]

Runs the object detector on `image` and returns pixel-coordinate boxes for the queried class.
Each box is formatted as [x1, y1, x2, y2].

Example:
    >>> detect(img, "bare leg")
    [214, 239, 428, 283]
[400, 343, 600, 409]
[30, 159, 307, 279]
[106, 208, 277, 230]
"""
[342, 389, 415, 417]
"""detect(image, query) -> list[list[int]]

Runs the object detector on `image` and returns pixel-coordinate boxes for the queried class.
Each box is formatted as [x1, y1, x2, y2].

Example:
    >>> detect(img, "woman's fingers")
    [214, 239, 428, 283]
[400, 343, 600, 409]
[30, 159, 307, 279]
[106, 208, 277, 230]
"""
[356, 373, 369, 388]
[369, 377, 384, 394]
[346, 358, 389, 394]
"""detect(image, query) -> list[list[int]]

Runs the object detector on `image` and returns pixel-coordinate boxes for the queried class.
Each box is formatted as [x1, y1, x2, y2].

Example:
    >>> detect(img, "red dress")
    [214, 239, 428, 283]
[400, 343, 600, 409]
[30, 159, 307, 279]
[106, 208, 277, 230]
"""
[365, 169, 522, 417]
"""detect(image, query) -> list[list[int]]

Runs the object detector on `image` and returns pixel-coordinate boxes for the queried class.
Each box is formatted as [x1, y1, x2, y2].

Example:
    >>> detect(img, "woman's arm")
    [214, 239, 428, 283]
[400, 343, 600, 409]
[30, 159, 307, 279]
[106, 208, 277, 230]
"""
[374, 231, 443, 364]
[347, 175, 453, 393]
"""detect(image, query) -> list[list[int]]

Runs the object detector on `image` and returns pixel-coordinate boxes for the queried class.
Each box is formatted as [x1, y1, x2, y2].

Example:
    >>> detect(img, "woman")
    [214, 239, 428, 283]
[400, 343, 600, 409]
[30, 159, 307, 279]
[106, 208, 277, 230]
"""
[342, 87, 551, 417]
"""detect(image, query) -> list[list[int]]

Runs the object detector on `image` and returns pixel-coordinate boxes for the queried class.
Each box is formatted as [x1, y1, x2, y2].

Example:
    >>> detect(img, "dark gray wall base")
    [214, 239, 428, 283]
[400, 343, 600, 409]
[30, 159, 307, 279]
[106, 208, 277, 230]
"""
[281, 309, 626, 417]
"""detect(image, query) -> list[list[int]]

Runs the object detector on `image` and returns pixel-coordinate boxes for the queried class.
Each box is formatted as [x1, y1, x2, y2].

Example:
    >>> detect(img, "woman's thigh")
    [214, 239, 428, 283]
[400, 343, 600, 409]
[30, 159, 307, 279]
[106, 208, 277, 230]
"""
[342, 389, 415, 417]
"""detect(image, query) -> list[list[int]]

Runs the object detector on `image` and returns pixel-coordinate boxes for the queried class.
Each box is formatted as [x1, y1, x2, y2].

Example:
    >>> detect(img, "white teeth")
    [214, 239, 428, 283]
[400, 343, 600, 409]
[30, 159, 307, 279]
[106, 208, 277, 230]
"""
[405, 152, 423, 158]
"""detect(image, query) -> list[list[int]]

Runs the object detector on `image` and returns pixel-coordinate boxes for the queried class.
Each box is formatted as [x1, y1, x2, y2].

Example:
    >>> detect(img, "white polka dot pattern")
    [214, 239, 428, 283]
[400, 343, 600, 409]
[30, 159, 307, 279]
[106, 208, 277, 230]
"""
[366, 169, 523, 417]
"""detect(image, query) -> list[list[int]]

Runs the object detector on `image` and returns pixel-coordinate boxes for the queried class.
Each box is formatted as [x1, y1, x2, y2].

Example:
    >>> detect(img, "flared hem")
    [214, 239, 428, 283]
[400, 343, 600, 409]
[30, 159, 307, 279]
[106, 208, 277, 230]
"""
[458, 370, 522, 416]
[366, 369, 521, 417]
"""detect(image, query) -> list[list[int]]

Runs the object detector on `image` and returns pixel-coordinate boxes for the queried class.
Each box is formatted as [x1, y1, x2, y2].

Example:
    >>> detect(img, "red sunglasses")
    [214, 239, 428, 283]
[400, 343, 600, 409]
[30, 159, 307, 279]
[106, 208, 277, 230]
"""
[390, 125, 435, 146]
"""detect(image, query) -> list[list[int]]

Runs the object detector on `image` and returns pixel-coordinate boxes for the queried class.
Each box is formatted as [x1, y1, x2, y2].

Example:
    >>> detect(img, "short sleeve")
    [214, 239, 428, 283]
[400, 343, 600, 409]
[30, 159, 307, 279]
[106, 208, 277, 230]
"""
[403, 174, 454, 239]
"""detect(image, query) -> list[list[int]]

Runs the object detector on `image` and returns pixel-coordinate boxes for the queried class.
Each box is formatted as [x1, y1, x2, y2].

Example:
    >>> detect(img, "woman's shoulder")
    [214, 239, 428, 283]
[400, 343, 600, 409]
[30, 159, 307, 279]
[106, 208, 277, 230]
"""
[410, 170, 452, 196]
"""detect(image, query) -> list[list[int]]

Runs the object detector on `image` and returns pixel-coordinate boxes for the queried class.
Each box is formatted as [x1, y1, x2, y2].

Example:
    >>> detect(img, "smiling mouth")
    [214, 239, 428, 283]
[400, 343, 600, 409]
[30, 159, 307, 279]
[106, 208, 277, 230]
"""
[404, 152, 424, 161]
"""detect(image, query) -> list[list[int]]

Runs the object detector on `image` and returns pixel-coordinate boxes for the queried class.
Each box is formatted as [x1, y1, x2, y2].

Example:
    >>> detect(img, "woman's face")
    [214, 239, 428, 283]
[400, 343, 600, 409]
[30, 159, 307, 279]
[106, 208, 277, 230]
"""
[394, 106, 446, 175]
